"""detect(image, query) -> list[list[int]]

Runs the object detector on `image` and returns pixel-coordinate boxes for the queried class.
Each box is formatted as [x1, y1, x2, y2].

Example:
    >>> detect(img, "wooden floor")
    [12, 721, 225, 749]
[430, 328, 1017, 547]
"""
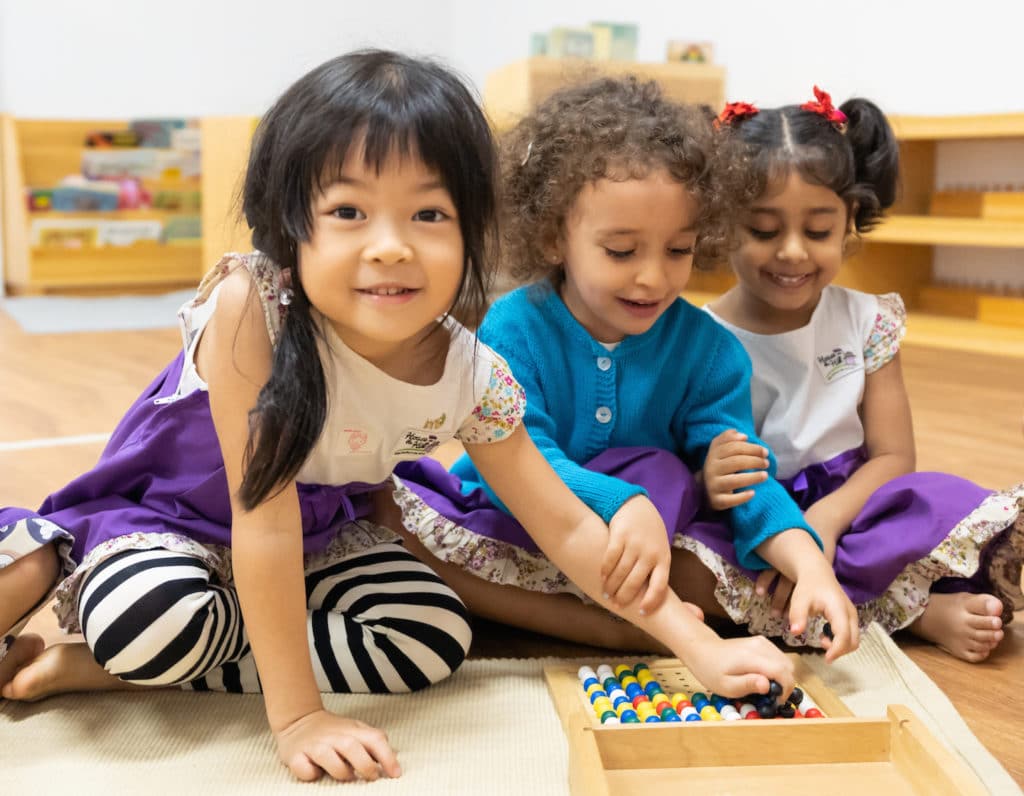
[2, 307, 1023, 788]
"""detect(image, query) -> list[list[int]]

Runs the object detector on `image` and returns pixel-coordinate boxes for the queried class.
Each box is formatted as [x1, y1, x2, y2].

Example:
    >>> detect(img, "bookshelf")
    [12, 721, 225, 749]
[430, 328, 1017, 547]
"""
[1, 115, 254, 295]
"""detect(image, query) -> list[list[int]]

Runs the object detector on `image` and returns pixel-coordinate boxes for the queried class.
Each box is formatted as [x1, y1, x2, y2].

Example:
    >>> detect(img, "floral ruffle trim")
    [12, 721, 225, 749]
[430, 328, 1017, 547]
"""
[864, 292, 907, 374]
[674, 484, 1024, 647]
[52, 521, 400, 635]
[391, 478, 588, 599]
[456, 355, 526, 445]
[53, 532, 232, 634]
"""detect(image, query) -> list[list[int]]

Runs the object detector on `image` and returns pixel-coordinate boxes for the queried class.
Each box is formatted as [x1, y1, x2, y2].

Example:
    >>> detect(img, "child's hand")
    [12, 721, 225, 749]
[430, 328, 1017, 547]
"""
[754, 567, 795, 618]
[275, 709, 401, 782]
[685, 634, 796, 701]
[787, 560, 860, 663]
[603, 495, 672, 613]
[703, 430, 769, 510]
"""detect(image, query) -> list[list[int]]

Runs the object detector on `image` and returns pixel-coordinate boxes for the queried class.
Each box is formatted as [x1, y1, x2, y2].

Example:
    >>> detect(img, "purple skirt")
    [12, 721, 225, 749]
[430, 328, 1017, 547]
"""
[395, 446, 995, 604]
[0, 352, 382, 565]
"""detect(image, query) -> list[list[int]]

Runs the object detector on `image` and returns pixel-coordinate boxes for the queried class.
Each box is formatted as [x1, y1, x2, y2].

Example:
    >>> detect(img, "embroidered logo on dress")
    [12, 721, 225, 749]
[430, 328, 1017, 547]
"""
[422, 413, 447, 430]
[815, 347, 862, 383]
[344, 428, 370, 453]
[392, 428, 442, 457]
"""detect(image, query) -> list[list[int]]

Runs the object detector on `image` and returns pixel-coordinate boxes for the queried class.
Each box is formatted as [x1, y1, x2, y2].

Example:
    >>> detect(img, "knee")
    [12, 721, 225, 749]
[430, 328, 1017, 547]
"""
[401, 591, 473, 692]
[79, 555, 218, 685]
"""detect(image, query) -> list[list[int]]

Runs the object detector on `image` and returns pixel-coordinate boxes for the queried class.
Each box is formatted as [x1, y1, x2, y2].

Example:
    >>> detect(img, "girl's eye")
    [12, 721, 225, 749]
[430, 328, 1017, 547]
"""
[806, 229, 833, 241]
[604, 248, 635, 260]
[669, 247, 694, 257]
[748, 228, 778, 241]
[331, 206, 364, 220]
[414, 209, 449, 222]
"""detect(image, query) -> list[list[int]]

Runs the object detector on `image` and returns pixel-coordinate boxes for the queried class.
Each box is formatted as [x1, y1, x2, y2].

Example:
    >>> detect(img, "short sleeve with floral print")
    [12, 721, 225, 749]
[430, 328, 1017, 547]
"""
[456, 356, 526, 444]
[863, 292, 907, 374]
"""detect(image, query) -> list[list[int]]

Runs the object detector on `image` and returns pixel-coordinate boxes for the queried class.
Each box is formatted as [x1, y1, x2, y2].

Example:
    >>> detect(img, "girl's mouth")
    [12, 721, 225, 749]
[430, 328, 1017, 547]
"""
[765, 272, 812, 288]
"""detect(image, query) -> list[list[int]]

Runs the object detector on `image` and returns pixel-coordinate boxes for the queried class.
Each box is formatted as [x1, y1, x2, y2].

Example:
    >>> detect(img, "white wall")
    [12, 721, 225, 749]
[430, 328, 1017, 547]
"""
[0, 0, 458, 117]
[2, 0, 1022, 117]
[450, 0, 1024, 115]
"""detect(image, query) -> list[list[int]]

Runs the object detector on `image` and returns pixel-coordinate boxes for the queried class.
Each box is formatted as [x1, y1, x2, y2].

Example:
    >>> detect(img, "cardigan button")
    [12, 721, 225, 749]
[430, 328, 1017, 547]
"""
[595, 406, 612, 423]
[596, 356, 612, 371]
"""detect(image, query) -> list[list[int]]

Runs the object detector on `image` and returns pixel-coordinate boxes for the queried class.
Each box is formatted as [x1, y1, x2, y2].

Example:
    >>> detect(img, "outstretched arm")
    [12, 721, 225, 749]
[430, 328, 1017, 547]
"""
[465, 425, 798, 699]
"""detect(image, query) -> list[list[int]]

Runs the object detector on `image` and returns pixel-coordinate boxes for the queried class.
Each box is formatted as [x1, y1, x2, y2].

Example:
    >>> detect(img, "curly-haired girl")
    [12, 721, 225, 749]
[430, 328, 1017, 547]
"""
[383, 76, 859, 680]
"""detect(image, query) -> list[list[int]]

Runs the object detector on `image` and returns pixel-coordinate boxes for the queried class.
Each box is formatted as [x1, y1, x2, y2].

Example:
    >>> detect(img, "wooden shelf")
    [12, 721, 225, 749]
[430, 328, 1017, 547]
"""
[865, 214, 1024, 248]
[889, 113, 1024, 141]
[1, 114, 255, 295]
[484, 57, 725, 131]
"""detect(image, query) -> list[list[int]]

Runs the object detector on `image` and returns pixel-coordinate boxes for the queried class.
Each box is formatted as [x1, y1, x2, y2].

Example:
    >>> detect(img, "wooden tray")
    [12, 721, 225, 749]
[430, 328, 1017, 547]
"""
[544, 656, 986, 795]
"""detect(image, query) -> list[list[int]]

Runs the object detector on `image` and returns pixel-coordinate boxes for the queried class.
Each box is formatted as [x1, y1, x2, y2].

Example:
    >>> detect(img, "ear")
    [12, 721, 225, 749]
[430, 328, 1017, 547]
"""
[542, 239, 562, 266]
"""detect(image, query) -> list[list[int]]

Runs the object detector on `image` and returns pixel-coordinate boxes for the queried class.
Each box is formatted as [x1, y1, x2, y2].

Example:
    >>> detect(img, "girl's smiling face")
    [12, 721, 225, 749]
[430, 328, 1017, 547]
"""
[729, 170, 849, 328]
[556, 168, 700, 343]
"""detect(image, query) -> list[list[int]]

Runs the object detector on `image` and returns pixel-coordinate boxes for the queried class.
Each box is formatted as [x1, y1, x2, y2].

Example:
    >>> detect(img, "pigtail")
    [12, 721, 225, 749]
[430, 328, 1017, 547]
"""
[235, 79, 330, 511]
[840, 98, 900, 232]
[238, 281, 328, 511]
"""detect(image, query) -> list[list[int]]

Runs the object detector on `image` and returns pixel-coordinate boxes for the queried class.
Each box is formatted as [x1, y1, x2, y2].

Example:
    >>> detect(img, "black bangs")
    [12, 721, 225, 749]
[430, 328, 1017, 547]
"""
[243, 49, 497, 282]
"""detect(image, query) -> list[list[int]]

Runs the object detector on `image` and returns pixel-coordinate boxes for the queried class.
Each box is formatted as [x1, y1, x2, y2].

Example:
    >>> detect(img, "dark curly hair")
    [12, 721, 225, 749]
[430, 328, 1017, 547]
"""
[499, 75, 747, 282]
[722, 97, 899, 233]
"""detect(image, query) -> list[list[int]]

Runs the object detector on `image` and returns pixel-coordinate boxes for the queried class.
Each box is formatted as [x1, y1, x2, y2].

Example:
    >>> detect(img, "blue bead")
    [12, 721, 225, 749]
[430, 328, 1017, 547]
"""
[612, 694, 630, 708]
[684, 713, 702, 722]
[644, 715, 661, 723]
[588, 690, 608, 704]
[582, 677, 599, 691]
[644, 682, 663, 697]
[625, 683, 643, 699]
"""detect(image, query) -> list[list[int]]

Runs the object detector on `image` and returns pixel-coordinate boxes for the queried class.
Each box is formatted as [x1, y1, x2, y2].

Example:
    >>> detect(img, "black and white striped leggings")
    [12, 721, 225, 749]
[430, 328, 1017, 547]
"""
[76, 542, 472, 693]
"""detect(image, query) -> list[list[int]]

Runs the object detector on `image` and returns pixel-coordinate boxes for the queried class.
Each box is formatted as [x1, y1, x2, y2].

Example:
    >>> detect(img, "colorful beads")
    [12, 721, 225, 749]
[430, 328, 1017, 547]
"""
[575, 664, 827, 726]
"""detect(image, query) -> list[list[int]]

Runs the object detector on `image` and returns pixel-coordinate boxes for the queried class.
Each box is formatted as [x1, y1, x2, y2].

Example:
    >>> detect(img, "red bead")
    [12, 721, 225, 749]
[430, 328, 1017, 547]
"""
[632, 694, 650, 708]
[803, 708, 824, 718]
[744, 712, 761, 720]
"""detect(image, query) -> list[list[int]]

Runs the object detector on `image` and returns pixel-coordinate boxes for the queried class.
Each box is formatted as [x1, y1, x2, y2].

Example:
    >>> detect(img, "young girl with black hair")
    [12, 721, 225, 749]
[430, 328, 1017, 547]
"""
[692, 87, 1024, 662]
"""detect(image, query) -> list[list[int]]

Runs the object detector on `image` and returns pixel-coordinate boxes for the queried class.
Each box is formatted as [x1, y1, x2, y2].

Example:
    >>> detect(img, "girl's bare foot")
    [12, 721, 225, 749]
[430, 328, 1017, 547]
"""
[911, 592, 1004, 662]
[0, 633, 46, 692]
[1, 641, 145, 701]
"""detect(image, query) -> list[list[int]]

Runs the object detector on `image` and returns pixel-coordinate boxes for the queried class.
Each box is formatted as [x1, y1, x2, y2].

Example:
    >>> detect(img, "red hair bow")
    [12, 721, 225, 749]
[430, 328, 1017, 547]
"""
[801, 86, 848, 131]
[715, 101, 759, 128]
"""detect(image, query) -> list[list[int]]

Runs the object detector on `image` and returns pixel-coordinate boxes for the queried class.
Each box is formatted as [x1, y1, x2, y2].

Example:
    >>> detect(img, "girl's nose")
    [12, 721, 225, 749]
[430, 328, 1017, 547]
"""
[776, 233, 809, 264]
[363, 223, 413, 265]
[635, 258, 669, 290]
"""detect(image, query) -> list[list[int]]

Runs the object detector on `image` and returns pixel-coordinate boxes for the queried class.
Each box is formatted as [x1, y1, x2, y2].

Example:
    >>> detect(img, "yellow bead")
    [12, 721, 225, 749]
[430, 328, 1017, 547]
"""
[670, 692, 689, 709]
